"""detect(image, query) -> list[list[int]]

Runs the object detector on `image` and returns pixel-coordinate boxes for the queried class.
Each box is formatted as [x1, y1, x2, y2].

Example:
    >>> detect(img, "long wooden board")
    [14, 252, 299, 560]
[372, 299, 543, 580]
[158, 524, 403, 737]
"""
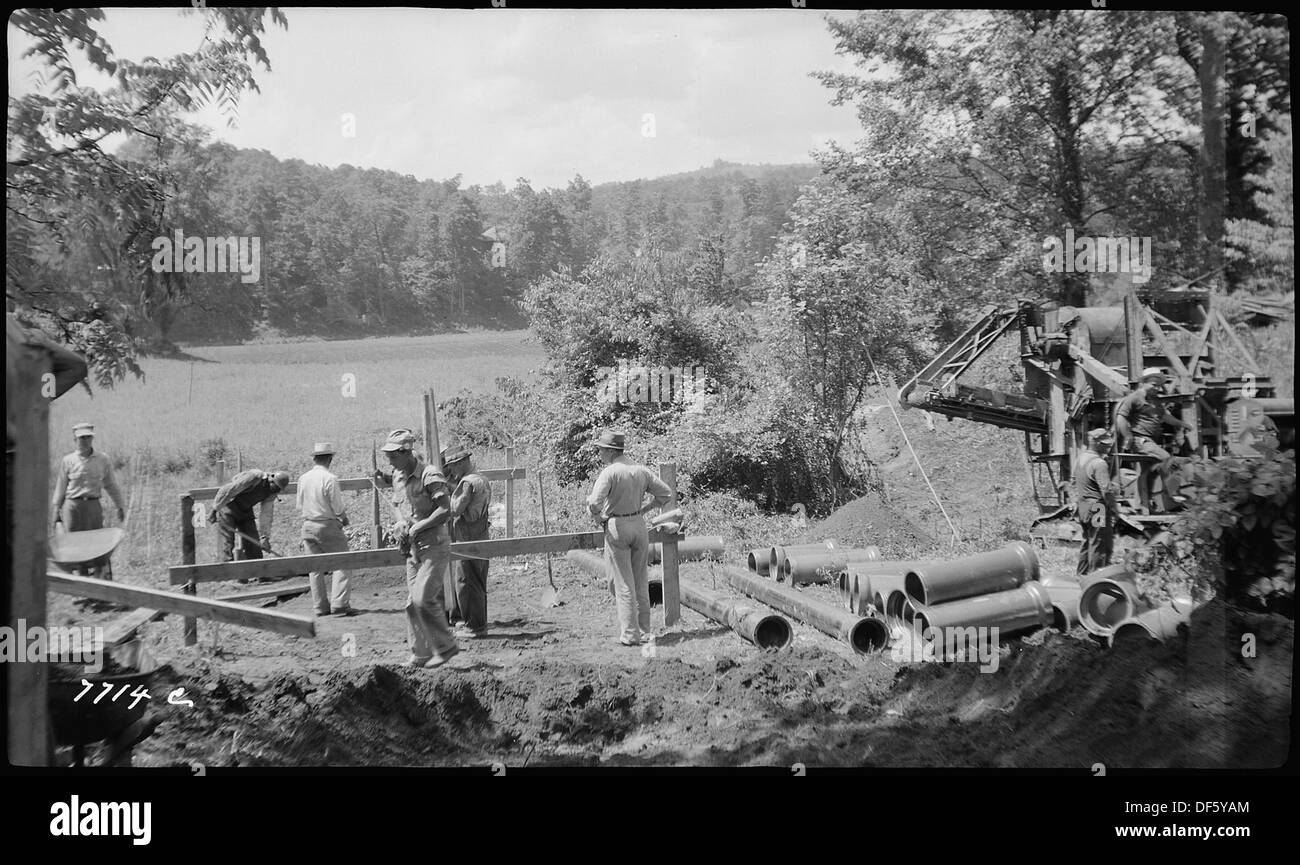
[47, 572, 315, 638]
[214, 581, 311, 603]
[186, 468, 526, 500]
[167, 531, 615, 585]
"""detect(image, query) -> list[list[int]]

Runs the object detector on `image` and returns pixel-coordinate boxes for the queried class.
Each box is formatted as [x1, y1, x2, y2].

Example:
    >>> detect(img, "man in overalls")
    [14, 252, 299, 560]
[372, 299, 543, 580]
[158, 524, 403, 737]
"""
[444, 444, 491, 638]
[585, 430, 673, 646]
[1075, 428, 1119, 577]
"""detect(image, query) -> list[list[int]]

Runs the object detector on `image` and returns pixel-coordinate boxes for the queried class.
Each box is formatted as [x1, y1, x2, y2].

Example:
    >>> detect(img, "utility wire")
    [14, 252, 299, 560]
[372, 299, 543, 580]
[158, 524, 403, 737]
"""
[865, 348, 960, 550]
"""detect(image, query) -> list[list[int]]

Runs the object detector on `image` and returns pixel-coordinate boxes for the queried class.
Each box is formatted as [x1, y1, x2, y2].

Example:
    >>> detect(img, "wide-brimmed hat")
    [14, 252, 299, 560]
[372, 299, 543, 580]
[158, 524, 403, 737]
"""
[592, 429, 626, 451]
[312, 442, 336, 457]
[380, 428, 417, 452]
[72, 422, 94, 437]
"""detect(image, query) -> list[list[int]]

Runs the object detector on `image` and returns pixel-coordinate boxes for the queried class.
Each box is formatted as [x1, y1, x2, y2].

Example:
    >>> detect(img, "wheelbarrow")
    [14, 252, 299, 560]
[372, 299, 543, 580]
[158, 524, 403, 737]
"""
[48, 527, 125, 579]
[48, 639, 161, 767]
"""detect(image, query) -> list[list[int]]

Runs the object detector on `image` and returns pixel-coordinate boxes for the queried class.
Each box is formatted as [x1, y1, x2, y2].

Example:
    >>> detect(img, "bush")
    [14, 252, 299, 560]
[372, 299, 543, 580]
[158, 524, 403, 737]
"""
[197, 437, 230, 469]
[1161, 444, 1295, 612]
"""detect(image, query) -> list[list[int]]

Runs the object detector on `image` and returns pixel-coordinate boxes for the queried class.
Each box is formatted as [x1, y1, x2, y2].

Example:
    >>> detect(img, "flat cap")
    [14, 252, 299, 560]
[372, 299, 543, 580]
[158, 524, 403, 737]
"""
[381, 428, 417, 452]
[72, 422, 95, 437]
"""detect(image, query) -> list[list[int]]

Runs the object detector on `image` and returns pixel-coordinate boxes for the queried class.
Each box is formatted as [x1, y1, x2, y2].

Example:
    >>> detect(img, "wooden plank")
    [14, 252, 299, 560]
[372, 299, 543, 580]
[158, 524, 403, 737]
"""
[186, 469, 526, 500]
[47, 572, 315, 638]
[505, 446, 516, 543]
[215, 581, 310, 603]
[168, 531, 607, 584]
[1144, 310, 1191, 380]
[1123, 292, 1144, 384]
[9, 343, 51, 766]
[1214, 310, 1260, 372]
[101, 608, 166, 648]
[659, 463, 680, 627]
[180, 494, 197, 646]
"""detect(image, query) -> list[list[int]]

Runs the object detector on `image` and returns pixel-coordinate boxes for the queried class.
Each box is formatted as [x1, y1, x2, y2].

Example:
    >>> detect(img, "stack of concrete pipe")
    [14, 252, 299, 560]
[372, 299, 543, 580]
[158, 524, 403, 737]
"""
[566, 550, 793, 650]
[762, 540, 884, 585]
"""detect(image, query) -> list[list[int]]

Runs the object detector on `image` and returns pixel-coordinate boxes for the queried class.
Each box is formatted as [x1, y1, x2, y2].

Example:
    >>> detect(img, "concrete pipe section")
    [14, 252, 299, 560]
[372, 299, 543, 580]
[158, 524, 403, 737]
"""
[747, 548, 772, 575]
[885, 590, 918, 632]
[568, 550, 664, 605]
[770, 540, 839, 581]
[1038, 574, 1083, 631]
[842, 562, 930, 615]
[1078, 564, 1145, 638]
[648, 535, 726, 565]
[904, 542, 1039, 607]
[715, 564, 889, 654]
[680, 579, 794, 650]
[914, 580, 1055, 639]
[784, 546, 881, 585]
[1108, 597, 1194, 647]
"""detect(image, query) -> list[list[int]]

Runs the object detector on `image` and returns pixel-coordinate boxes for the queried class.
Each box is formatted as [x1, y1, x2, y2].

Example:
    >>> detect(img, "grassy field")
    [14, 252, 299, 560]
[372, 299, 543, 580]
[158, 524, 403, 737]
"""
[45, 331, 547, 581]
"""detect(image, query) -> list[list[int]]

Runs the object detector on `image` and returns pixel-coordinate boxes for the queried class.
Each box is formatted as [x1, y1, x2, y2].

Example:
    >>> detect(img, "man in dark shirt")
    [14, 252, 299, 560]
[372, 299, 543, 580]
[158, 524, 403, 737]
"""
[209, 469, 290, 562]
[1115, 368, 1193, 513]
[443, 445, 491, 637]
[1074, 429, 1118, 577]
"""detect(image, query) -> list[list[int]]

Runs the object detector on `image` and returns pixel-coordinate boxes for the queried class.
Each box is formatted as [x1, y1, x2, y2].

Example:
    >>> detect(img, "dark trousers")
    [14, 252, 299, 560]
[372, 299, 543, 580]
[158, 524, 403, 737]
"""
[216, 507, 264, 563]
[446, 556, 488, 630]
[1076, 505, 1113, 577]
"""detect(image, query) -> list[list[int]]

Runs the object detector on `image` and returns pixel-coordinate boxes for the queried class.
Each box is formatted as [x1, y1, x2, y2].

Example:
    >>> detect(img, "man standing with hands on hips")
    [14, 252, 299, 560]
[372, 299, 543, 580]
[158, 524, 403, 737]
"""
[375, 428, 459, 668]
[297, 442, 354, 616]
[586, 430, 673, 647]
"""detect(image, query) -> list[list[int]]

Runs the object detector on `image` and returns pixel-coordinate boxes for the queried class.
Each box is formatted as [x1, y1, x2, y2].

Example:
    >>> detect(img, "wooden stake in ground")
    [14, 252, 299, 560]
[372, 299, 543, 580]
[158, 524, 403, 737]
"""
[537, 469, 560, 607]
[423, 388, 444, 472]
[659, 463, 680, 627]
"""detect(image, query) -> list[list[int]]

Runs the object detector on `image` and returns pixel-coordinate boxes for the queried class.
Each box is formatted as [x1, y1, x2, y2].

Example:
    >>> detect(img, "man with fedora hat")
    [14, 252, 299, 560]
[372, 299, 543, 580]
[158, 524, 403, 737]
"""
[375, 428, 459, 668]
[209, 467, 291, 563]
[1075, 428, 1119, 576]
[297, 442, 354, 616]
[586, 429, 673, 646]
[1115, 367, 1193, 513]
[443, 442, 491, 637]
[51, 421, 126, 578]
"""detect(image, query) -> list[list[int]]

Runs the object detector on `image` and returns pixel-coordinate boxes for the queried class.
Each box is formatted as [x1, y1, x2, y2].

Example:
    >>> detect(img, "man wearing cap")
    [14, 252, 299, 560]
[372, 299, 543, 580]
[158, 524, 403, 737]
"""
[1074, 428, 1119, 576]
[297, 443, 353, 616]
[443, 444, 491, 637]
[208, 468, 291, 564]
[1115, 368, 1194, 513]
[374, 429, 459, 668]
[585, 430, 673, 646]
[51, 422, 126, 578]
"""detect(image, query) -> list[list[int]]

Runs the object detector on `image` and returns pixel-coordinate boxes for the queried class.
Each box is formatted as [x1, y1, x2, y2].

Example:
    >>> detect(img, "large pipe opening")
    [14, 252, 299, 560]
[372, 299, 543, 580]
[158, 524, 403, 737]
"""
[904, 572, 926, 607]
[754, 616, 794, 650]
[1079, 580, 1135, 635]
[649, 580, 663, 607]
[886, 591, 909, 629]
[747, 552, 759, 572]
[849, 617, 889, 654]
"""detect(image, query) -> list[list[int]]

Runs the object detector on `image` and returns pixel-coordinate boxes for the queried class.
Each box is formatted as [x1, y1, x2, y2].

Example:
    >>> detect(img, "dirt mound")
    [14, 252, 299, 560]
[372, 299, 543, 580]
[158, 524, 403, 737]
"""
[804, 491, 935, 555]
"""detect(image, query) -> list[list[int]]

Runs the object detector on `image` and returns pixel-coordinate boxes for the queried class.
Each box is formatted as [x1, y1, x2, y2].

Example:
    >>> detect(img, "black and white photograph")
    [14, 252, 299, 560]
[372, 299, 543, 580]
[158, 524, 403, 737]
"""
[5, 3, 1294, 802]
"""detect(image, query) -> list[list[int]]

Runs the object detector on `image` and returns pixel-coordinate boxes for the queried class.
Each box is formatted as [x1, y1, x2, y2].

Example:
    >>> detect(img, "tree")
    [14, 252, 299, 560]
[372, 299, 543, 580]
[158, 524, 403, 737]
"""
[1226, 116, 1293, 295]
[8, 7, 288, 385]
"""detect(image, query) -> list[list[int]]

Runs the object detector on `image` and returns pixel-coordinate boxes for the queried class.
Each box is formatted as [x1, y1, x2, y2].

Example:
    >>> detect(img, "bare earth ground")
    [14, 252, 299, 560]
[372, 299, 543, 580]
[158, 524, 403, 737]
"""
[49, 496, 1292, 769]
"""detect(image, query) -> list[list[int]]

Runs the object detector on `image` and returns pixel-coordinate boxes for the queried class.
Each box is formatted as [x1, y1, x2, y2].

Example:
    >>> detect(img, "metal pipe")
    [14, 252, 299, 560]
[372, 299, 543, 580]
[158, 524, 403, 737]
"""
[648, 535, 725, 565]
[785, 547, 881, 584]
[747, 549, 771, 575]
[770, 540, 839, 579]
[903, 542, 1039, 607]
[1039, 574, 1082, 631]
[679, 579, 794, 650]
[841, 562, 932, 614]
[1078, 565, 1144, 638]
[1108, 597, 1194, 647]
[914, 580, 1054, 638]
[709, 563, 889, 654]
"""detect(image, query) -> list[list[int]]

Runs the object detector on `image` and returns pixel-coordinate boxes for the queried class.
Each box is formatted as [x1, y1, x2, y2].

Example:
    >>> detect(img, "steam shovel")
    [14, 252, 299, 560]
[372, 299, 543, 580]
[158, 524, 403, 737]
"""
[537, 470, 562, 608]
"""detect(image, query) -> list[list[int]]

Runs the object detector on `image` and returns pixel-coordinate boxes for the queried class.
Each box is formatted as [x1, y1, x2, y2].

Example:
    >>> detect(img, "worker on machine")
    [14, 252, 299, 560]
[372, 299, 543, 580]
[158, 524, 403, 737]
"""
[1115, 368, 1193, 513]
[443, 443, 491, 638]
[585, 430, 673, 647]
[1075, 428, 1119, 576]
[50, 422, 126, 579]
[209, 468, 291, 564]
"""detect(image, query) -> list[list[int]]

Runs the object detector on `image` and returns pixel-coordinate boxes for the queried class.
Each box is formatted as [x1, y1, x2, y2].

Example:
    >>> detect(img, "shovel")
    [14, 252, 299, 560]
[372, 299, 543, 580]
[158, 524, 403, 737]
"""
[537, 469, 561, 608]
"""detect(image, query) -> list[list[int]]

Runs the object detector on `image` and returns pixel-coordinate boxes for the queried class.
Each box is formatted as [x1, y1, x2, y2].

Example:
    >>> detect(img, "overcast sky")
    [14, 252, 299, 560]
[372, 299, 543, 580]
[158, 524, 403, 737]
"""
[9, 8, 868, 189]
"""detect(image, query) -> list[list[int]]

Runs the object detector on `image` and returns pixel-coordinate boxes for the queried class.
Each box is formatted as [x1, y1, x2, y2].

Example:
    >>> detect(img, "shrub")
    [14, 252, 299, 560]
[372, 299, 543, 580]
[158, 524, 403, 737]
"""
[198, 437, 231, 468]
[1162, 444, 1295, 612]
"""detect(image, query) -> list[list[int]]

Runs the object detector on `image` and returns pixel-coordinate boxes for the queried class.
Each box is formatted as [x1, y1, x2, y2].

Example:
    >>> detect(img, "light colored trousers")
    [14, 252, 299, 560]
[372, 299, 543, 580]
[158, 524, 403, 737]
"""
[302, 519, 350, 613]
[605, 515, 652, 642]
[405, 534, 458, 661]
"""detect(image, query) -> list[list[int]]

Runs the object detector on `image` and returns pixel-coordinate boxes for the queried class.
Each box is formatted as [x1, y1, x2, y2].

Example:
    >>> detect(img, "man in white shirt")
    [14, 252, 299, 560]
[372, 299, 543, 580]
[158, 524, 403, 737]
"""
[297, 442, 353, 616]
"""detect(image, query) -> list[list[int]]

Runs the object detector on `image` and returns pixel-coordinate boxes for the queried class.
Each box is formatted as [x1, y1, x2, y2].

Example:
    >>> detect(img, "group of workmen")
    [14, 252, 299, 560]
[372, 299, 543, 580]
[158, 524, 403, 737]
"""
[51, 421, 674, 666]
[1073, 366, 1195, 576]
